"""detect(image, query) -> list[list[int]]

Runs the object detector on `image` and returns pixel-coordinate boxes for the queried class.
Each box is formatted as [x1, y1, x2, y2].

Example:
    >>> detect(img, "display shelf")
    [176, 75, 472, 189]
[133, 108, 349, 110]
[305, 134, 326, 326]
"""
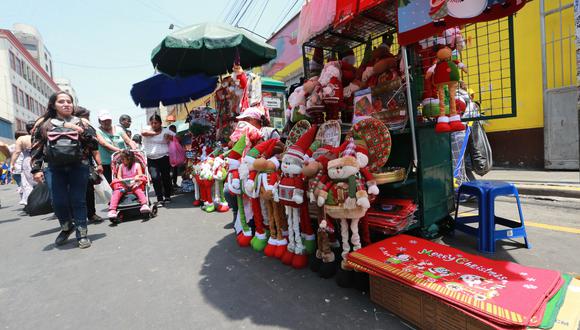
[378, 177, 416, 189]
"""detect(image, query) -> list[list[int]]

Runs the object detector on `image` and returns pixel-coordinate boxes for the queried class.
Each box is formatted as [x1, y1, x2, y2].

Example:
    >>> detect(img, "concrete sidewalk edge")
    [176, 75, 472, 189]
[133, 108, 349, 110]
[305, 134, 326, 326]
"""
[514, 183, 580, 199]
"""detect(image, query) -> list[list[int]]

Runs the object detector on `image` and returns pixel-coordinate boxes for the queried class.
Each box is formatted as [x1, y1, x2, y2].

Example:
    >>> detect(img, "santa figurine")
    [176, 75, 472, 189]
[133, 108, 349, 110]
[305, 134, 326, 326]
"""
[277, 126, 317, 269]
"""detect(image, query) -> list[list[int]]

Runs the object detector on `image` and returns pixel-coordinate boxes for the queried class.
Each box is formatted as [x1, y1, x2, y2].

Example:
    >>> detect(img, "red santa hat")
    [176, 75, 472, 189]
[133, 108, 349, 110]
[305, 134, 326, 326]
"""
[286, 126, 317, 163]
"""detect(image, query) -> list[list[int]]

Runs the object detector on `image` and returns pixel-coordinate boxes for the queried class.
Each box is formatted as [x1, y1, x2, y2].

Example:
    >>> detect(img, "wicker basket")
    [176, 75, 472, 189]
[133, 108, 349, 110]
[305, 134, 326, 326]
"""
[373, 167, 406, 185]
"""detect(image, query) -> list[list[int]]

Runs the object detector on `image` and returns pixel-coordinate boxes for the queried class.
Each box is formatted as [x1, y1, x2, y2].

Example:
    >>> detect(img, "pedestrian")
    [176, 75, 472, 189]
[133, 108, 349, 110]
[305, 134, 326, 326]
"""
[31, 91, 98, 249]
[95, 111, 136, 183]
[10, 122, 35, 205]
[108, 150, 150, 219]
[10, 131, 27, 191]
[168, 124, 180, 188]
[75, 106, 104, 223]
[118, 114, 132, 137]
[141, 114, 175, 204]
[131, 134, 143, 150]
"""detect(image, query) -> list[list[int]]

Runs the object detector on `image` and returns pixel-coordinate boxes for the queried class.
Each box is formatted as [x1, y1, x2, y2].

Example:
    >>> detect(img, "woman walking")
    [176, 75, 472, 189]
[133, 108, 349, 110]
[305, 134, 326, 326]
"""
[10, 122, 35, 205]
[31, 91, 98, 248]
[95, 111, 135, 183]
[141, 114, 175, 204]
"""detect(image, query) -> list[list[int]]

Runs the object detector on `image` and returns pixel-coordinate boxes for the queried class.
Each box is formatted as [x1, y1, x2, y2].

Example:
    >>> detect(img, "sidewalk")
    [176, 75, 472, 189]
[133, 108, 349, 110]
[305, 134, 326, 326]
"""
[478, 169, 580, 198]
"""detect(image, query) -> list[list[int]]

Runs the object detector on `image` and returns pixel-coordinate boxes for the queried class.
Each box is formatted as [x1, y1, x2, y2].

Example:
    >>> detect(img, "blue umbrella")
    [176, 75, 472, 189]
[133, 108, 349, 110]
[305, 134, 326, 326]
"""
[130, 73, 218, 108]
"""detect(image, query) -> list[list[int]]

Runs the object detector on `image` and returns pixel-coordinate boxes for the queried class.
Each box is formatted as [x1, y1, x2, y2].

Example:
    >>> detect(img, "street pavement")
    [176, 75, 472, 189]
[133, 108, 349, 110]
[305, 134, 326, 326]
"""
[0, 184, 579, 330]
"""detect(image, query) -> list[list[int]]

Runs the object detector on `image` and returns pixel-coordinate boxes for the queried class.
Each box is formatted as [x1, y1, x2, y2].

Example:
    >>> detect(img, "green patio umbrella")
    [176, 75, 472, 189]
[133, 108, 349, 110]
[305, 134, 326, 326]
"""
[151, 22, 277, 77]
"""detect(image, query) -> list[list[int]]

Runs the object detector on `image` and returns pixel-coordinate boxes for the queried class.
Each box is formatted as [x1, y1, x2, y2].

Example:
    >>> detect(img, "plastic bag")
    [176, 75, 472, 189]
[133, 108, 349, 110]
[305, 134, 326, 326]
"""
[24, 182, 53, 216]
[169, 137, 186, 167]
[468, 121, 493, 176]
[94, 174, 113, 204]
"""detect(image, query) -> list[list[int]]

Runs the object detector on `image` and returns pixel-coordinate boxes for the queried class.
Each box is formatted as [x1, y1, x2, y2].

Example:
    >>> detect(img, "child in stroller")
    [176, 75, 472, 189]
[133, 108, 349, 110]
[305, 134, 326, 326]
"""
[108, 150, 150, 219]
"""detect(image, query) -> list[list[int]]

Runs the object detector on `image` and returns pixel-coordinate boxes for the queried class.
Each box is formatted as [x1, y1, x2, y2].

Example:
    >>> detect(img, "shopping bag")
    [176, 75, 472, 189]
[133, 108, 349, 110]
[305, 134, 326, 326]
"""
[169, 137, 186, 167]
[469, 121, 493, 176]
[94, 174, 112, 204]
[24, 182, 53, 216]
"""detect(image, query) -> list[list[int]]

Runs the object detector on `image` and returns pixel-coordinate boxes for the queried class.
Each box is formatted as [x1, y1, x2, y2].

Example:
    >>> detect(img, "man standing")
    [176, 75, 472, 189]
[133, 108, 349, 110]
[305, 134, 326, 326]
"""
[119, 114, 132, 138]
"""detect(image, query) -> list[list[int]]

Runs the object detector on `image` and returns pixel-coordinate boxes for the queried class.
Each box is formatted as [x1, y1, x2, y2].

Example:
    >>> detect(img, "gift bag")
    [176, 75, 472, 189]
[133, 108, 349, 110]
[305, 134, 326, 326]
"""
[169, 137, 186, 167]
[24, 182, 53, 216]
[94, 174, 112, 205]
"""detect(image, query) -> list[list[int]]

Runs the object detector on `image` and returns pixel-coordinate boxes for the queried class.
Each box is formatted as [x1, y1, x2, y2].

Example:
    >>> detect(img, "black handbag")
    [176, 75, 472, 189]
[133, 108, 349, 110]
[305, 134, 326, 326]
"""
[88, 166, 101, 185]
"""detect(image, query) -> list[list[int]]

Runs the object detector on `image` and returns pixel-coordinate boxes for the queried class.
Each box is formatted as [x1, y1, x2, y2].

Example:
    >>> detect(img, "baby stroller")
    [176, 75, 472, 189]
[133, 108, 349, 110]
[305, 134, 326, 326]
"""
[109, 150, 158, 223]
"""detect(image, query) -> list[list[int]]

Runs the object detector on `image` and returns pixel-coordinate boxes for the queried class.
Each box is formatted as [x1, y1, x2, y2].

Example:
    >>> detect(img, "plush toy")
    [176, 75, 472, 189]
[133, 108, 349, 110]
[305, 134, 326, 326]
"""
[287, 86, 308, 123]
[212, 154, 230, 213]
[244, 139, 280, 252]
[277, 126, 317, 269]
[252, 143, 288, 257]
[199, 157, 215, 212]
[433, 46, 468, 133]
[319, 61, 343, 101]
[317, 138, 371, 269]
[225, 135, 253, 247]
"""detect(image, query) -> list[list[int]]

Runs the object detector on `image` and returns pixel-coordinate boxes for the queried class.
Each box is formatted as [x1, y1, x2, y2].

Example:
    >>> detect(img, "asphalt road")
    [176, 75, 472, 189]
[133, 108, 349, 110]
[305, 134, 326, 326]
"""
[0, 185, 578, 330]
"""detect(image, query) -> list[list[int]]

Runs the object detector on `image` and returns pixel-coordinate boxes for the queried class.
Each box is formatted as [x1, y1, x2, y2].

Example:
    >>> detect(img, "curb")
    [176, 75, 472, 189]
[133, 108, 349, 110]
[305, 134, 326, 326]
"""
[515, 184, 580, 199]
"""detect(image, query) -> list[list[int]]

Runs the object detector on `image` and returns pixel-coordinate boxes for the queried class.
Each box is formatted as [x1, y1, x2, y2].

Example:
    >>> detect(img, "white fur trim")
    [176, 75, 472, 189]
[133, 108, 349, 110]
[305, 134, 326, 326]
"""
[449, 114, 461, 122]
[277, 238, 288, 245]
[227, 159, 240, 168]
[268, 156, 280, 169]
[254, 232, 267, 240]
[302, 233, 316, 241]
[267, 237, 277, 245]
[437, 116, 450, 124]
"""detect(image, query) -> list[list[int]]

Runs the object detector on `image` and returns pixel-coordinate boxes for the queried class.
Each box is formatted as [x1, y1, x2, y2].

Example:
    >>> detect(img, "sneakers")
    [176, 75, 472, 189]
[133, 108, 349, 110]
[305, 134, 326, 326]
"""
[140, 204, 151, 213]
[89, 214, 104, 223]
[55, 227, 75, 246]
[107, 210, 118, 219]
[78, 237, 91, 249]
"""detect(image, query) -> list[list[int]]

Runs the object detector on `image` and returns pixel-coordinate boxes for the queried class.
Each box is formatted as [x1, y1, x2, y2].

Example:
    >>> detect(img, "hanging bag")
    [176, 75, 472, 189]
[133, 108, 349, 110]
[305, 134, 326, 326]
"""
[469, 121, 493, 176]
[169, 137, 186, 167]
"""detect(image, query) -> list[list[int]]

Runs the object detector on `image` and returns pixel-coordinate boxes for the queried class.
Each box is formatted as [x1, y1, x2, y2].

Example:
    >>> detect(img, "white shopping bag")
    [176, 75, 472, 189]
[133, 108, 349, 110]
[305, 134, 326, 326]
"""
[94, 174, 112, 205]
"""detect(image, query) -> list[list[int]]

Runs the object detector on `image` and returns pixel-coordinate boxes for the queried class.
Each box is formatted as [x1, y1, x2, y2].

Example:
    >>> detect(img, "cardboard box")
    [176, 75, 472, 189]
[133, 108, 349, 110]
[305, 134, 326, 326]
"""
[370, 275, 496, 330]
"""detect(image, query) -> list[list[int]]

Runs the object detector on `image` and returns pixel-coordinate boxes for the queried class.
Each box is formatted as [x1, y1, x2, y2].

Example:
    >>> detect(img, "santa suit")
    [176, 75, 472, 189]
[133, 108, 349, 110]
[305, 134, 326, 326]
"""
[278, 173, 305, 208]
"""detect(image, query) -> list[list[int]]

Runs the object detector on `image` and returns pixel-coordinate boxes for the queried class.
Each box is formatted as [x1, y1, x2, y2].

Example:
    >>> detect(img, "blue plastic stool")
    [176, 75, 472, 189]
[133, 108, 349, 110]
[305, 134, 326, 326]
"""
[484, 181, 531, 253]
[454, 181, 489, 252]
[454, 180, 531, 253]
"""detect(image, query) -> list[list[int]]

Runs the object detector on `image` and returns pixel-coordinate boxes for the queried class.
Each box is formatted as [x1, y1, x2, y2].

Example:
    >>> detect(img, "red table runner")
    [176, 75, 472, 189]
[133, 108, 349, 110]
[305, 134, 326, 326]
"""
[347, 235, 562, 328]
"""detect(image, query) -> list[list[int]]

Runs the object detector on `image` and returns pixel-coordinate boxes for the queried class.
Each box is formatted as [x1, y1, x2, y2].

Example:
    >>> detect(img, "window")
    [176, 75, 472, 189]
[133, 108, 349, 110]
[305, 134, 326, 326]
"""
[15, 58, 21, 75]
[18, 90, 24, 107]
[12, 85, 18, 105]
[24, 94, 30, 110]
[9, 51, 16, 70]
[23, 43, 37, 51]
[20, 61, 25, 77]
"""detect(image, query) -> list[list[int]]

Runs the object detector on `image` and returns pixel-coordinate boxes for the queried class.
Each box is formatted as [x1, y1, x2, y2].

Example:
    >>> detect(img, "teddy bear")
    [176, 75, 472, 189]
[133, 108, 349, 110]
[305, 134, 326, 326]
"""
[277, 126, 317, 269]
[316, 138, 371, 269]
[433, 45, 468, 133]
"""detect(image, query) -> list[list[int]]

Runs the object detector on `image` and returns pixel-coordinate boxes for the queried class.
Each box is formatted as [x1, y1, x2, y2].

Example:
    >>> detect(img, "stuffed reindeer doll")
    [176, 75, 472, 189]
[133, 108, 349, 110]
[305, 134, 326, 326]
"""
[277, 126, 317, 269]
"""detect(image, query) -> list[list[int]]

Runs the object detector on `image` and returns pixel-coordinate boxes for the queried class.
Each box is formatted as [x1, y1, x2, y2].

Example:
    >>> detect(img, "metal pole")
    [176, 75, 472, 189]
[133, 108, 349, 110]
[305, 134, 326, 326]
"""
[402, 46, 419, 168]
[540, 0, 548, 168]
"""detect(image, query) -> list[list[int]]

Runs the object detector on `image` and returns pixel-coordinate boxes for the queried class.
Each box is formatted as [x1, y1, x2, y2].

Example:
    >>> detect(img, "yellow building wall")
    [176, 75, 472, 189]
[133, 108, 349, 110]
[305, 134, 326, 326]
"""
[482, 0, 576, 133]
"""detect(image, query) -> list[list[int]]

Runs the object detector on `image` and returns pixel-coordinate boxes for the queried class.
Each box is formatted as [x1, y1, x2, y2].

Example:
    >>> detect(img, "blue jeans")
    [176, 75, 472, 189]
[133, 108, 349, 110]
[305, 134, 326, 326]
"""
[13, 174, 22, 187]
[47, 164, 89, 239]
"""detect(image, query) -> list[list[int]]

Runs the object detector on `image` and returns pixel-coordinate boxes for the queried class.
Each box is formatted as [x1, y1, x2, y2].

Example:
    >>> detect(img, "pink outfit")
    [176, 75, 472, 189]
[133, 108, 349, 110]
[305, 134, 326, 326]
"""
[109, 162, 148, 210]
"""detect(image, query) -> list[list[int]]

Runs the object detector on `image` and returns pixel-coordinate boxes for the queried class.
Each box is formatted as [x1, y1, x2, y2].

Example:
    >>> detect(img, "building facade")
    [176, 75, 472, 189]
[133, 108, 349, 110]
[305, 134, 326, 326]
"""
[0, 28, 59, 142]
[54, 78, 78, 104]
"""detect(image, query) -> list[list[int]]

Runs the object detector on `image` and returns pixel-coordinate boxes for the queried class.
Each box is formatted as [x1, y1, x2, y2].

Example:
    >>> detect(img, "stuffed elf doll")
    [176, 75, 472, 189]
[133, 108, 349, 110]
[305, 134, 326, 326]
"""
[199, 156, 215, 213]
[225, 135, 253, 247]
[277, 126, 317, 269]
[317, 138, 371, 269]
[433, 45, 468, 133]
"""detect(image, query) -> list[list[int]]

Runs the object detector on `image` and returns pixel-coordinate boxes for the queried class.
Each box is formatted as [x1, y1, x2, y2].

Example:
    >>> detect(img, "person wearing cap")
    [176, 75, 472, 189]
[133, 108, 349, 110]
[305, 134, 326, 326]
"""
[96, 110, 136, 183]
